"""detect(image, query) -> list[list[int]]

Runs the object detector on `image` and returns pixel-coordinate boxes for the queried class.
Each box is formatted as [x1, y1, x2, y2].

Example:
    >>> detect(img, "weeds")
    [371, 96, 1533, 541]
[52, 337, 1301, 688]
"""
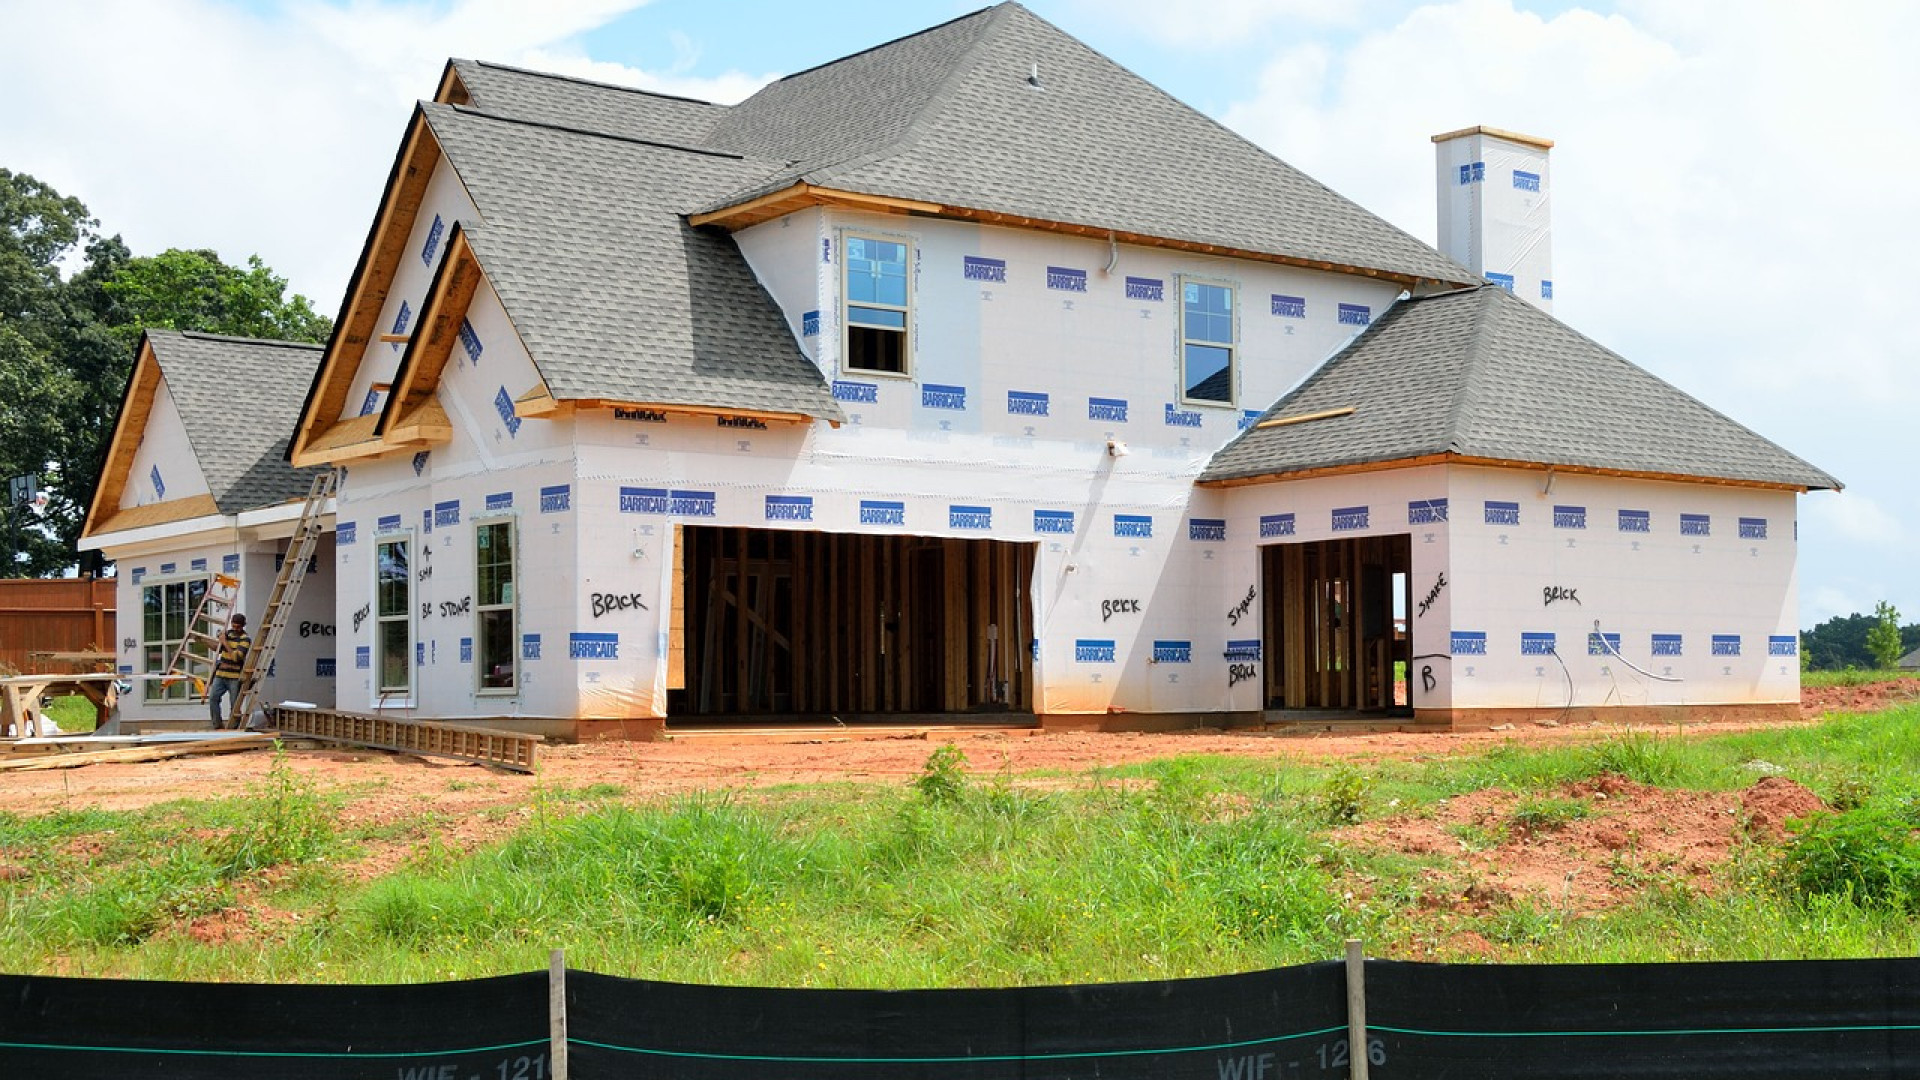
[915, 744, 969, 805]
[1509, 796, 1592, 833]
[1778, 804, 1920, 911]
[1317, 764, 1370, 825]
[216, 743, 333, 874]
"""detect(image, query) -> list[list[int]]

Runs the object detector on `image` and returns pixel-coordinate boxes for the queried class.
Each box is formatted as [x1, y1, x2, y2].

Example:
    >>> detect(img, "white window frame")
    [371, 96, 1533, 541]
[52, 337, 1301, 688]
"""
[1178, 275, 1238, 407]
[841, 229, 913, 378]
[473, 514, 518, 696]
[374, 532, 413, 698]
[141, 574, 209, 702]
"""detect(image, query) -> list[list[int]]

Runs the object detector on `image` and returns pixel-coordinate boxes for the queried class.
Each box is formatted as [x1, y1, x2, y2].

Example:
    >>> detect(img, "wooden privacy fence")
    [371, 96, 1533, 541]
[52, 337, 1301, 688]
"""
[0, 578, 115, 674]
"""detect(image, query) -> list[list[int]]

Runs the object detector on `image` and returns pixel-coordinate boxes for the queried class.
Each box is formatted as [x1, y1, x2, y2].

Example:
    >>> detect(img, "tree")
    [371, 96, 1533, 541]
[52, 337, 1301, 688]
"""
[0, 168, 332, 576]
[104, 248, 331, 347]
[1802, 611, 1876, 671]
[1865, 602, 1903, 670]
[0, 169, 103, 575]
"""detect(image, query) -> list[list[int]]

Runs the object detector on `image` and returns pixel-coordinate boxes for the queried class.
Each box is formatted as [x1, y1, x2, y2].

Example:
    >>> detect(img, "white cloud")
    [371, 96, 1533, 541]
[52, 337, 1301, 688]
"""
[1211, 0, 1919, 629]
[1056, 0, 1371, 45]
[1803, 492, 1903, 550]
[514, 50, 776, 105]
[0, 0, 708, 312]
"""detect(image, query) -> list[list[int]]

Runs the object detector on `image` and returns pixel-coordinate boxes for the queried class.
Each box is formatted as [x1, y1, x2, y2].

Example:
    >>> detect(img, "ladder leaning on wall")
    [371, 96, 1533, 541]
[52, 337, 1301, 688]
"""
[232, 468, 338, 725]
[163, 573, 243, 696]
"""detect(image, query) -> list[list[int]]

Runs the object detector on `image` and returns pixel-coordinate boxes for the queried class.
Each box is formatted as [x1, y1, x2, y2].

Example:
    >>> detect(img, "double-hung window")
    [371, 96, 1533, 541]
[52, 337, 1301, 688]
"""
[142, 576, 208, 701]
[1181, 279, 1236, 404]
[375, 536, 411, 696]
[475, 518, 516, 692]
[844, 234, 910, 374]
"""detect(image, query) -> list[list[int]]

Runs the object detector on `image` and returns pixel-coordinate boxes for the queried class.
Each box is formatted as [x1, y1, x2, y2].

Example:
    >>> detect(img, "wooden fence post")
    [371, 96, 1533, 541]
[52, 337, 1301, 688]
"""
[550, 948, 569, 1080]
[1345, 938, 1369, 1080]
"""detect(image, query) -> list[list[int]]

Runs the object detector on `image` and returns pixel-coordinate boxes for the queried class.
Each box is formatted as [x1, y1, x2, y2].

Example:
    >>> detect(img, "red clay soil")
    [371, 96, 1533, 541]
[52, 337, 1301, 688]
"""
[1342, 773, 1829, 923]
[4, 679, 1904, 891]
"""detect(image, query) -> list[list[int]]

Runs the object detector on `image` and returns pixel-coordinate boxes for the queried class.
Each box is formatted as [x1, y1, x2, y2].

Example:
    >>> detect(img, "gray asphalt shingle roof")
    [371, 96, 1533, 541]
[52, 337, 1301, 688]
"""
[1201, 285, 1841, 490]
[702, 4, 1468, 284]
[453, 4, 1469, 286]
[145, 330, 322, 512]
[448, 59, 726, 148]
[421, 104, 844, 419]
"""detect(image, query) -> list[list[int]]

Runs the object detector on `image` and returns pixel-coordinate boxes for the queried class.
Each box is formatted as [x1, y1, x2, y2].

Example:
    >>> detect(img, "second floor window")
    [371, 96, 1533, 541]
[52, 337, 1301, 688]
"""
[1182, 279, 1235, 404]
[844, 234, 910, 374]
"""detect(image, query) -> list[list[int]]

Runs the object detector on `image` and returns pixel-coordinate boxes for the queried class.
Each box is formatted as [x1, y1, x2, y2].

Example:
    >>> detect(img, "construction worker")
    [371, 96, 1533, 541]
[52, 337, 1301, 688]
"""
[208, 613, 251, 730]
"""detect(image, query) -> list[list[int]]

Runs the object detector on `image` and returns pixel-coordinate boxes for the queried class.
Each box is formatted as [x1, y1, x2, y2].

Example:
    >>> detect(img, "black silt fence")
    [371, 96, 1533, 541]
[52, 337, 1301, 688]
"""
[568, 963, 1349, 1080]
[1366, 957, 1920, 1079]
[3, 956, 1917, 1078]
[0, 970, 550, 1079]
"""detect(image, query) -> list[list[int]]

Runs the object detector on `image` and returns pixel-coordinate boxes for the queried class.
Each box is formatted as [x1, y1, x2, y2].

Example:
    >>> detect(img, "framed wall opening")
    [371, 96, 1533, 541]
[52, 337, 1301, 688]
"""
[669, 526, 1036, 720]
[1260, 535, 1412, 713]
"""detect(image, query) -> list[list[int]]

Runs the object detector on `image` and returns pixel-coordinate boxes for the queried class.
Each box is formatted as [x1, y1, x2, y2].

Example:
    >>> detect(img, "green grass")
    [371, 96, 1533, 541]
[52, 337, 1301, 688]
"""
[4, 707, 1920, 983]
[1803, 668, 1916, 688]
[44, 694, 99, 733]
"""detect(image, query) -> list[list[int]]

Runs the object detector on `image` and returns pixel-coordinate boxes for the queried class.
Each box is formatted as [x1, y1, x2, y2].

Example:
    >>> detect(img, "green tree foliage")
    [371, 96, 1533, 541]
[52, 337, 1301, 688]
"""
[1803, 608, 1920, 671]
[1865, 602, 1903, 670]
[104, 248, 331, 348]
[0, 168, 330, 575]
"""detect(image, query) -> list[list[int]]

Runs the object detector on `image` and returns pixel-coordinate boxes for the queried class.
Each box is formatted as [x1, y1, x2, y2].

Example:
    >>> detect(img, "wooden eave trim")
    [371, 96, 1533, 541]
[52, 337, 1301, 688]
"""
[537, 397, 821, 426]
[291, 415, 385, 468]
[514, 384, 562, 417]
[691, 184, 1456, 289]
[1431, 125, 1555, 150]
[688, 183, 944, 228]
[291, 108, 442, 463]
[386, 397, 453, 444]
[1199, 451, 1812, 492]
[380, 226, 481, 441]
[434, 61, 471, 106]
[82, 341, 163, 539]
[86, 494, 222, 537]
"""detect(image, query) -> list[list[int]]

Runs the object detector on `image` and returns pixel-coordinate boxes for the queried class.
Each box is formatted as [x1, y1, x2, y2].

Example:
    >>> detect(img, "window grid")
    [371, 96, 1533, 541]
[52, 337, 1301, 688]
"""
[376, 537, 411, 695]
[843, 233, 911, 375]
[1180, 279, 1235, 405]
[142, 577, 208, 701]
[475, 519, 517, 693]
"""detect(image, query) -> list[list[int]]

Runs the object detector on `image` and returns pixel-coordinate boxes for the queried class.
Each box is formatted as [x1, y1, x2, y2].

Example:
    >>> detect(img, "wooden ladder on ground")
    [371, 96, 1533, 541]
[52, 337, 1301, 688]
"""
[234, 469, 338, 723]
[164, 572, 242, 695]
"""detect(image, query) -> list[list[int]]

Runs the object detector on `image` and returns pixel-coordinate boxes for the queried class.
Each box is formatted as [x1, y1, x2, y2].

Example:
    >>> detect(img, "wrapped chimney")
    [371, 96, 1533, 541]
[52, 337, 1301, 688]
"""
[1433, 126, 1553, 312]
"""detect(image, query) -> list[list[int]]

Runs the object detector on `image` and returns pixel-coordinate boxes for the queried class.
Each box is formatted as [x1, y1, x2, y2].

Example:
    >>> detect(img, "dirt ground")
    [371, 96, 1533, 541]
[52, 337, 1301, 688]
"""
[8, 678, 1914, 916]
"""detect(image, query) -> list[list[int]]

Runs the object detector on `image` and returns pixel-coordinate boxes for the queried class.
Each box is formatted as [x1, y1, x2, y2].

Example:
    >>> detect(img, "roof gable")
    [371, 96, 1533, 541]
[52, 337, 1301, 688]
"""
[415, 103, 844, 420]
[87, 330, 321, 537]
[1202, 285, 1840, 491]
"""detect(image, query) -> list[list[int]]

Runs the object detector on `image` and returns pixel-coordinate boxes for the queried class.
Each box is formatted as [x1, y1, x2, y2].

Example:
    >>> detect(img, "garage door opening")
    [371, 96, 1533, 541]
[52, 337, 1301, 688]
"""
[669, 526, 1036, 720]
[1260, 535, 1412, 713]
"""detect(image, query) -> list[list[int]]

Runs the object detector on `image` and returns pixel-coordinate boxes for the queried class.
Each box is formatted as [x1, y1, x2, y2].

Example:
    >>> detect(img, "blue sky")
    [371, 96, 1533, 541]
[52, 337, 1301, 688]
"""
[1, 0, 1910, 631]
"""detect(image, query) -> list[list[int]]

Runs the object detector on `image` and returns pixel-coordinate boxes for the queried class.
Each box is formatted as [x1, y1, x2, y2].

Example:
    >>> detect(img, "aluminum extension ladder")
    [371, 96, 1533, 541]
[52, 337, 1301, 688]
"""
[163, 572, 242, 695]
[233, 469, 338, 723]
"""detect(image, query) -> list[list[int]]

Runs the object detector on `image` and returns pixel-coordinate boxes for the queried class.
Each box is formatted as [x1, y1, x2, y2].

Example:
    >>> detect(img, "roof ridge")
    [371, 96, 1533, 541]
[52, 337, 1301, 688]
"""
[464, 58, 722, 107]
[172, 330, 324, 350]
[761, 3, 1009, 88]
[785, 4, 1015, 186]
[439, 102, 753, 161]
[1008, 5, 1468, 286]
[1441, 285, 1502, 454]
